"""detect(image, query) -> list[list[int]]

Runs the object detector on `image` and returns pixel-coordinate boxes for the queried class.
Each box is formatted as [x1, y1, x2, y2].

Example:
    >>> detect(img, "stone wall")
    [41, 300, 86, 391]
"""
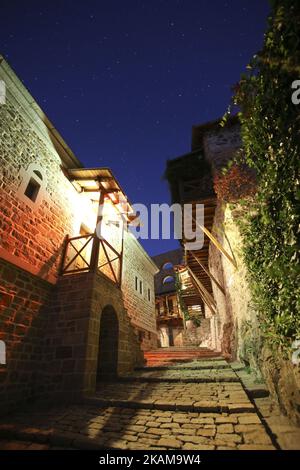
[0, 258, 53, 415]
[0, 68, 95, 282]
[0, 261, 145, 411]
[38, 271, 145, 404]
[0, 56, 157, 412]
[209, 202, 258, 361]
[203, 122, 241, 172]
[209, 202, 300, 424]
[122, 231, 158, 349]
[182, 318, 212, 348]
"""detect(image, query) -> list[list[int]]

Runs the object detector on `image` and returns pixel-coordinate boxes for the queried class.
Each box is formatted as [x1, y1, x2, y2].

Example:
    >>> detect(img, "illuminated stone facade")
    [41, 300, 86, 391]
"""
[0, 56, 157, 413]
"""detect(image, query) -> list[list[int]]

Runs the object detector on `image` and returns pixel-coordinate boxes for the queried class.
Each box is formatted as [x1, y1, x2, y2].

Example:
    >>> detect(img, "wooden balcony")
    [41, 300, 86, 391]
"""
[60, 232, 123, 287]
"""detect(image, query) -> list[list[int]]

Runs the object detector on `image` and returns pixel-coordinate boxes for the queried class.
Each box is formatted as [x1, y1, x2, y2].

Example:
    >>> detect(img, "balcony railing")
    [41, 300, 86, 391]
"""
[61, 233, 122, 287]
[156, 305, 182, 320]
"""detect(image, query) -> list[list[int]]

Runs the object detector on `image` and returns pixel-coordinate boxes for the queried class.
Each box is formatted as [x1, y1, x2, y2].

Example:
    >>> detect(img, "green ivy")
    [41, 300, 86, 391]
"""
[228, 0, 300, 351]
[175, 272, 190, 322]
[175, 272, 202, 327]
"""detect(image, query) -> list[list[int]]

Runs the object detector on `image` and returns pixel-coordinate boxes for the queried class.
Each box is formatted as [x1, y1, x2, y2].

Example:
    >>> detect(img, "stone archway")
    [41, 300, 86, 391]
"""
[97, 305, 119, 380]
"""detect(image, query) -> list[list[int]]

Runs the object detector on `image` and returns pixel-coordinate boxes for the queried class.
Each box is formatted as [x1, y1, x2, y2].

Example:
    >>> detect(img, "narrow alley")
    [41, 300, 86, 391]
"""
[1, 347, 299, 451]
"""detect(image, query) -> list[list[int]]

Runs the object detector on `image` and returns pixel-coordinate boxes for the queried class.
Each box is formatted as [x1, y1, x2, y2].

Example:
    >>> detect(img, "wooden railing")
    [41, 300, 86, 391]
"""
[61, 233, 122, 287]
[156, 304, 181, 320]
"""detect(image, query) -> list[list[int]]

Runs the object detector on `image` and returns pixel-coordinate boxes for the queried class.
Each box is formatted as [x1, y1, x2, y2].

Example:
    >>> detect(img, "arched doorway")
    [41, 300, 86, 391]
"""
[97, 305, 119, 380]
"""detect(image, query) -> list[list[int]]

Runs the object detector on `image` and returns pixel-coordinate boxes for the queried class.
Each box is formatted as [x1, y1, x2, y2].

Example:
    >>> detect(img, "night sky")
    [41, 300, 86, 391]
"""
[1, 0, 270, 256]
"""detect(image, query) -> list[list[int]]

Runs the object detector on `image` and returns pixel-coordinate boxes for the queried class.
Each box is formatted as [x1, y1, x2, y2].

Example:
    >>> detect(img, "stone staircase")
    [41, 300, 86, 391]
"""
[144, 346, 222, 367]
[0, 356, 281, 450]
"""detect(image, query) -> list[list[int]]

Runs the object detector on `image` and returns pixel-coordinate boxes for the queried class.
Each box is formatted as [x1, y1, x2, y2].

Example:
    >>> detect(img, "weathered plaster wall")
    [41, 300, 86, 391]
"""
[209, 202, 300, 424]
[209, 202, 259, 361]
[260, 347, 300, 425]
[182, 318, 212, 348]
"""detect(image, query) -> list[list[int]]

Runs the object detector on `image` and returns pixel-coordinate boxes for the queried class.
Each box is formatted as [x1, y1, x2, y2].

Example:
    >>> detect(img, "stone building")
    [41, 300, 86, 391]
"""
[165, 116, 241, 355]
[166, 116, 300, 423]
[152, 249, 184, 347]
[0, 55, 158, 414]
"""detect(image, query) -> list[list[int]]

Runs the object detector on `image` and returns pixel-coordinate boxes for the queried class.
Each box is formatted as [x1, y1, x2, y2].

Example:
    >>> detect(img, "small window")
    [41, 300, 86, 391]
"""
[162, 261, 173, 271]
[148, 288, 151, 301]
[138, 330, 145, 342]
[33, 170, 43, 180]
[135, 276, 138, 291]
[139, 280, 143, 294]
[162, 275, 175, 285]
[24, 177, 41, 202]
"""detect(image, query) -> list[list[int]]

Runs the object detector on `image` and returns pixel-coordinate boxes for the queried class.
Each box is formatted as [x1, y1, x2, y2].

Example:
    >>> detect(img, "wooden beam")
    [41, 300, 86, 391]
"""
[188, 251, 226, 295]
[187, 266, 217, 308]
[63, 235, 93, 273]
[100, 239, 119, 286]
[188, 268, 217, 316]
[189, 214, 237, 268]
[90, 190, 105, 271]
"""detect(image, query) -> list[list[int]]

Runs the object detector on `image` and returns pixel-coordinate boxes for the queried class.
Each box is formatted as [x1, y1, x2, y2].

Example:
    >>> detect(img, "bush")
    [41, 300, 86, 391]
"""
[214, 162, 257, 202]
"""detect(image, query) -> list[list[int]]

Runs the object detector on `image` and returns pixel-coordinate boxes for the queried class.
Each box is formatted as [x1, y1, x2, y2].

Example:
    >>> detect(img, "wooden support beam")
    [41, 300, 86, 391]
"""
[188, 250, 226, 295]
[187, 266, 216, 308]
[189, 214, 237, 268]
[118, 217, 125, 287]
[90, 190, 105, 271]
[63, 235, 93, 273]
[187, 267, 217, 316]
[100, 239, 119, 286]
[188, 269, 217, 317]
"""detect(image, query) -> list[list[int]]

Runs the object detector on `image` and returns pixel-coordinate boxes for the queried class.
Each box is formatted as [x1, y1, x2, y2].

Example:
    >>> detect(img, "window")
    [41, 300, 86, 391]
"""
[162, 275, 175, 285]
[24, 177, 41, 202]
[135, 276, 138, 291]
[162, 261, 173, 271]
[18, 164, 45, 209]
[148, 288, 151, 301]
[168, 297, 174, 314]
[33, 170, 43, 180]
[139, 280, 143, 295]
[138, 330, 145, 342]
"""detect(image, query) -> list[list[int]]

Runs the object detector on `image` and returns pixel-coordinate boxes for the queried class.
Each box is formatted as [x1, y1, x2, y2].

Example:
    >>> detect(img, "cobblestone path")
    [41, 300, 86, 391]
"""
[0, 356, 282, 450]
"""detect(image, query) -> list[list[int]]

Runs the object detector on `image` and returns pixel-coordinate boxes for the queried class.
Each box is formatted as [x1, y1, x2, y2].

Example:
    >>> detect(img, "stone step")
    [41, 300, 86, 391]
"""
[231, 364, 270, 399]
[93, 380, 255, 414]
[135, 364, 230, 371]
[84, 396, 255, 414]
[145, 357, 224, 367]
[118, 375, 239, 384]
[145, 352, 221, 357]
[0, 404, 274, 450]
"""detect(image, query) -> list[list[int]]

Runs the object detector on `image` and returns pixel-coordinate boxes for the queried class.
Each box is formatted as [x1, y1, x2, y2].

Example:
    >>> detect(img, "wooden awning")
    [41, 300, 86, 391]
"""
[66, 167, 136, 223]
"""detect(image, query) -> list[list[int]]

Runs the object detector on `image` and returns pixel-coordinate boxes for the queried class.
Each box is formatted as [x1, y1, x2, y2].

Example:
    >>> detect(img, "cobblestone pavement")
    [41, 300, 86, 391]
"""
[0, 357, 297, 450]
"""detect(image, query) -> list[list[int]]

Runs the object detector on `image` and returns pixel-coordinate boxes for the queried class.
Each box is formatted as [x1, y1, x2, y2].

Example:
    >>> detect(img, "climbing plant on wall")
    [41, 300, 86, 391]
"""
[175, 271, 190, 322]
[227, 0, 300, 350]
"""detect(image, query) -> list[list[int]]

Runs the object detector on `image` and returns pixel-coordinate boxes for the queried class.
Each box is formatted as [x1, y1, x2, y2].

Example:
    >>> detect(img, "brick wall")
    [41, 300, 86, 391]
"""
[203, 123, 242, 171]
[0, 56, 157, 411]
[122, 231, 158, 349]
[0, 258, 53, 414]
[39, 271, 145, 403]
[0, 94, 95, 283]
